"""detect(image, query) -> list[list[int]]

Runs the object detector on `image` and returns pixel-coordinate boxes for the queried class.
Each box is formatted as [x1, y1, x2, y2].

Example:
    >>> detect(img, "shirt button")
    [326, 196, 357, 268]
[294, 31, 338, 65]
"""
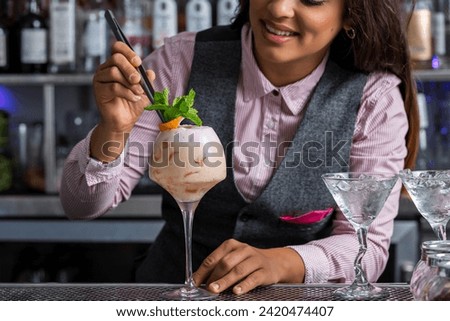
[266, 119, 276, 129]
[272, 90, 279, 96]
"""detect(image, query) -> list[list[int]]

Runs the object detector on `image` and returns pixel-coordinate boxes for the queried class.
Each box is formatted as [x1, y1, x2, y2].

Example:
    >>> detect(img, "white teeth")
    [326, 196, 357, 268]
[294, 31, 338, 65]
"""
[266, 24, 295, 37]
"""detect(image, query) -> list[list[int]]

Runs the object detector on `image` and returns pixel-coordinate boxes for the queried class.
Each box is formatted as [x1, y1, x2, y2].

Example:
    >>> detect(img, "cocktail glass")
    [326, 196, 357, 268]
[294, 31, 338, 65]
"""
[149, 125, 226, 300]
[399, 169, 450, 240]
[322, 172, 398, 300]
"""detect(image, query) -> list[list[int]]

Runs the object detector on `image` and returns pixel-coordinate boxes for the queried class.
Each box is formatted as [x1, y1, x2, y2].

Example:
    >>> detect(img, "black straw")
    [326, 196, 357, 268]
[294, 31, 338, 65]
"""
[105, 10, 164, 122]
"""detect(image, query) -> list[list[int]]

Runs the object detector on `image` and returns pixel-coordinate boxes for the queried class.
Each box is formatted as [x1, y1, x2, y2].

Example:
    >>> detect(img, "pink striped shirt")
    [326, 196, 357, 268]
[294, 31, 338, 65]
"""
[60, 25, 408, 284]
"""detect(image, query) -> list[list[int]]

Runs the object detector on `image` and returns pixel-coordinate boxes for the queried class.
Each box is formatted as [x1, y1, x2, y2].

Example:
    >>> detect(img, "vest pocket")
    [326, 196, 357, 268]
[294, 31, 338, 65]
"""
[278, 208, 335, 235]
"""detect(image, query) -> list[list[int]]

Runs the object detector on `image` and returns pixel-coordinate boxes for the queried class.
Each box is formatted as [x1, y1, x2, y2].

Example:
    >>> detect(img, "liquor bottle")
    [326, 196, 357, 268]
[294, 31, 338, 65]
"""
[186, 0, 212, 32]
[0, 0, 13, 73]
[48, 0, 77, 73]
[432, 0, 447, 68]
[216, 0, 238, 25]
[416, 91, 430, 169]
[79, 0, 110, 73]
[405, 0, 433, 69]
[178, 0, 186, 32]
[153, 0, 177, 49]
[122, 0, 151, 58]
[0, 110, 13, 193]
[18, 0, 48, 73]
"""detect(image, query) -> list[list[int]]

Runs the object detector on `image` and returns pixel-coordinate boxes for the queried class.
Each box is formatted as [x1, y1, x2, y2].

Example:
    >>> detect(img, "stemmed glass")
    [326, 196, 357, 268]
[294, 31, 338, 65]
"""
[322, 172, 399, 300]
[149, 125, 226, 300]
[399, 169, 450, 240]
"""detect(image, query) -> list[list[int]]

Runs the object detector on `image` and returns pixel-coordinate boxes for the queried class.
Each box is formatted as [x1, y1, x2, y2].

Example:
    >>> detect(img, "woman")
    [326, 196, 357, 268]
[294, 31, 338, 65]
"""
[60, 0, 419, 295]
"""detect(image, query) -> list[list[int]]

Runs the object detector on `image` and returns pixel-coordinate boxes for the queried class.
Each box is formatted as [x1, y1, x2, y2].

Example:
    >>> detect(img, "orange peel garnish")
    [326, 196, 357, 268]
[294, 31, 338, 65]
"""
[159, 116, 184, 131]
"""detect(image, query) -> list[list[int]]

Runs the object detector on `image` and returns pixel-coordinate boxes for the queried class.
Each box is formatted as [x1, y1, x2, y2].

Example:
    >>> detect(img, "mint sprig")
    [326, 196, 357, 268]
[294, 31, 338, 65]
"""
[144, 88, 203, 126]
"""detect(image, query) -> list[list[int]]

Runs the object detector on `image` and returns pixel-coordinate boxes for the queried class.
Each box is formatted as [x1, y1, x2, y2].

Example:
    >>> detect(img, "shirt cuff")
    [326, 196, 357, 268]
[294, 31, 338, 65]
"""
[288, 244, 330, 283]
[77, 128, 125, 186]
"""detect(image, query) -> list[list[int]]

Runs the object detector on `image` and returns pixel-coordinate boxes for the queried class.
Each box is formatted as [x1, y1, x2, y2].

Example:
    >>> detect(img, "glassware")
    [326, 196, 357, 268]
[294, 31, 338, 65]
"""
[410, 240, 450, 298]
[322, 172, 398, 300]
[416, 253, 450, 300]
[426, 261, 450, 300]
[399, 169, 450, 240]
[149, 125, 226, 300]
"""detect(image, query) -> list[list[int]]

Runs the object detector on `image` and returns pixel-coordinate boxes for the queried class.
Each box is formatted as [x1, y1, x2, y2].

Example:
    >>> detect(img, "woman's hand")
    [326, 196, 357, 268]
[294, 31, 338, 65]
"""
[90, 41, 156, 162]
[93, 41, 154, 133]
[193, 239, 305, 295]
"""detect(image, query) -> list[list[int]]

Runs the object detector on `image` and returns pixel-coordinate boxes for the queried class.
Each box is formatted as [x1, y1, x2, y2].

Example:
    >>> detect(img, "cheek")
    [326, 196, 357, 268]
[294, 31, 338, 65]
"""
[305, 11, 343, 34]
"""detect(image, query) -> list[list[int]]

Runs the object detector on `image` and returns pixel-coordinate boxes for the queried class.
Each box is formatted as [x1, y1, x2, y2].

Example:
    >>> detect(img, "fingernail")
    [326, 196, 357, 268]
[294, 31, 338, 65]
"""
[131, 56, 141, 66]
[234, 286, 242, 295]
[210, 283, 219, 291]
[129, 73, 140, 83]
[133, 95, 141, 102]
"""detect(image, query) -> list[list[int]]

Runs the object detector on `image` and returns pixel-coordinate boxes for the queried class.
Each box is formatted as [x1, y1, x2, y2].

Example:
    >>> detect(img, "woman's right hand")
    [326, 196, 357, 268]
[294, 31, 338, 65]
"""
[89, 41, 155, 163]
[93, 41, 154, 134]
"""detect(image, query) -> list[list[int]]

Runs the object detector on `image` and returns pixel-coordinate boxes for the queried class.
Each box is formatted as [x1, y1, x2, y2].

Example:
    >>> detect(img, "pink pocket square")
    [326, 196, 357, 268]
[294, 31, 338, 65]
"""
[280, 208, 334, 224]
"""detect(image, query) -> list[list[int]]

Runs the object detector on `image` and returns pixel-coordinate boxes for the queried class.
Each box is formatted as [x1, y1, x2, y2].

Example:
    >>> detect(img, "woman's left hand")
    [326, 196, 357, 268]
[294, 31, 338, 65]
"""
[192, 239, 305, 295]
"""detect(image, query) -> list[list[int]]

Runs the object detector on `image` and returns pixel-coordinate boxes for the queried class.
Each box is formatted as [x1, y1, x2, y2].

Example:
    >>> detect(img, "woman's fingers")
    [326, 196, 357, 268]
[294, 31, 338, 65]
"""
[146, 69, 156, 82]
[206, 257, 265, 295]
[110, 41, 142, 65]
[98, 53, 141, 85]
[194, 239, 270, 295]
[94, 67, 144, 98]
[193, 239, 242, 285]
[194, 240, 306, 296]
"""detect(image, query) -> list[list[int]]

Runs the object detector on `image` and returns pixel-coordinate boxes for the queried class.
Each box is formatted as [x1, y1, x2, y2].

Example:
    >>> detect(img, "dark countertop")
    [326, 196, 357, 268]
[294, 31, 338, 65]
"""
[0, 283, 412, 301]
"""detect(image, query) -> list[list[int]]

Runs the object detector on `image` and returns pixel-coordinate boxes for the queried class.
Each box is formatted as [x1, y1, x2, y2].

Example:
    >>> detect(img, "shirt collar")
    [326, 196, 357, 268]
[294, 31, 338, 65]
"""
[241, 24, 329, 116]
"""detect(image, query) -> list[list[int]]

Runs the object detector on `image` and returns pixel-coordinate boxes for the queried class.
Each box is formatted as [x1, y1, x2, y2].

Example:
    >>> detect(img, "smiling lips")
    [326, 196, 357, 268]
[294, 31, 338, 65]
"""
[265, 22, 298, 37]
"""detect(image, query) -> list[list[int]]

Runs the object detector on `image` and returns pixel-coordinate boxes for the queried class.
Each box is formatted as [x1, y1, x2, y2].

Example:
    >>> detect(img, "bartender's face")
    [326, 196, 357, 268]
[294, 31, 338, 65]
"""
[249, 0, 348, 75]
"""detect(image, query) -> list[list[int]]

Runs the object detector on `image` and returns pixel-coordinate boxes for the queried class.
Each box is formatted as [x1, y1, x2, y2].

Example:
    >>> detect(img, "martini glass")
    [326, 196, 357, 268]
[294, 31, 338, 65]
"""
[149, 125, 226, 300]
[322, 172, 398, 300]
[399, 169, 450, 240]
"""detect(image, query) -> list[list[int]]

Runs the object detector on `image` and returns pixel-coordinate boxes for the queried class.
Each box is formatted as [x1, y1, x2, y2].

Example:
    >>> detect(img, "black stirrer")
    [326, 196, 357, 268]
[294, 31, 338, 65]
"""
[105, 9, 164, 122]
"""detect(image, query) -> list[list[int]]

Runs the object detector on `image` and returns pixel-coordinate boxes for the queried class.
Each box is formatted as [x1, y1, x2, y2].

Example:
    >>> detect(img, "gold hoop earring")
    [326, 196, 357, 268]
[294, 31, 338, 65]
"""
[345, 28, 356, 40]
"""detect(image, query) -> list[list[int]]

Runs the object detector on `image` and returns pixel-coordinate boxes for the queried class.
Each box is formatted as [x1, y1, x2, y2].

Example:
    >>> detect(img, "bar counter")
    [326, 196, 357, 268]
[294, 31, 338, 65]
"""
[0, 283, 412, 301]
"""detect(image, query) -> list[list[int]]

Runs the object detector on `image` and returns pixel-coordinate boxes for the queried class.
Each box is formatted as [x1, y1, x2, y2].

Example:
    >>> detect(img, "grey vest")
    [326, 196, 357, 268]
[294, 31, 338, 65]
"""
[135, 26, 368, 283]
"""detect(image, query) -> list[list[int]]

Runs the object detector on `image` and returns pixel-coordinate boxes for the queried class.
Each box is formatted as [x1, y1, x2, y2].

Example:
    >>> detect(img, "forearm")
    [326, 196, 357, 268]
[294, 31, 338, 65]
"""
[90, 122, 130, 163]
[59, 136, 125, 220]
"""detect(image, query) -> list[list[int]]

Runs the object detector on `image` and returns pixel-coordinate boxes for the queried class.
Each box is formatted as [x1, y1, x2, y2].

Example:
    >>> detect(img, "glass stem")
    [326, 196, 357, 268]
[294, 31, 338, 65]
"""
[354, 227, 369, 286]
[431, 223, 447, 241]
[180, 201, 198, 290]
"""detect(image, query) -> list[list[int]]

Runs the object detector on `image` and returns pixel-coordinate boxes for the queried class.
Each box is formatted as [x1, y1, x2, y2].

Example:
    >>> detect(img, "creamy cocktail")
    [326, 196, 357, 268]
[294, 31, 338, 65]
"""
[145, 88, 226, 300]
[149, 125, 226, 202]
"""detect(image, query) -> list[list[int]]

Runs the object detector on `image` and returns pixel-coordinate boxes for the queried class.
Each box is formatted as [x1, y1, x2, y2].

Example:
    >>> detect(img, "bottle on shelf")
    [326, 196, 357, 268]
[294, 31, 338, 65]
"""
[78, 0, 110, 73]
[177, 0, 186, 32]
[121, 0, 152, 58]
[48, 0, 77, 73]
[0, 110, 13, 193]
[0, 0, 13, 73]
[432, 0, 447, 68]
[17, 0, 48, 73]
[185, 0, 212, 32]
[152, 0, 178, 49]
[23, 121, 45, 192]
[216, 0, 238, 26]
[405, 0, 434, 69]
[416, 90, 431, 169]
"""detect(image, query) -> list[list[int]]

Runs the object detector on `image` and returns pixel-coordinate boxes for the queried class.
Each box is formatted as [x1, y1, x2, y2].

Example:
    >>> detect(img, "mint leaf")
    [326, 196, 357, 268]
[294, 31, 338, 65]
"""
[144, 88, 203, 126]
